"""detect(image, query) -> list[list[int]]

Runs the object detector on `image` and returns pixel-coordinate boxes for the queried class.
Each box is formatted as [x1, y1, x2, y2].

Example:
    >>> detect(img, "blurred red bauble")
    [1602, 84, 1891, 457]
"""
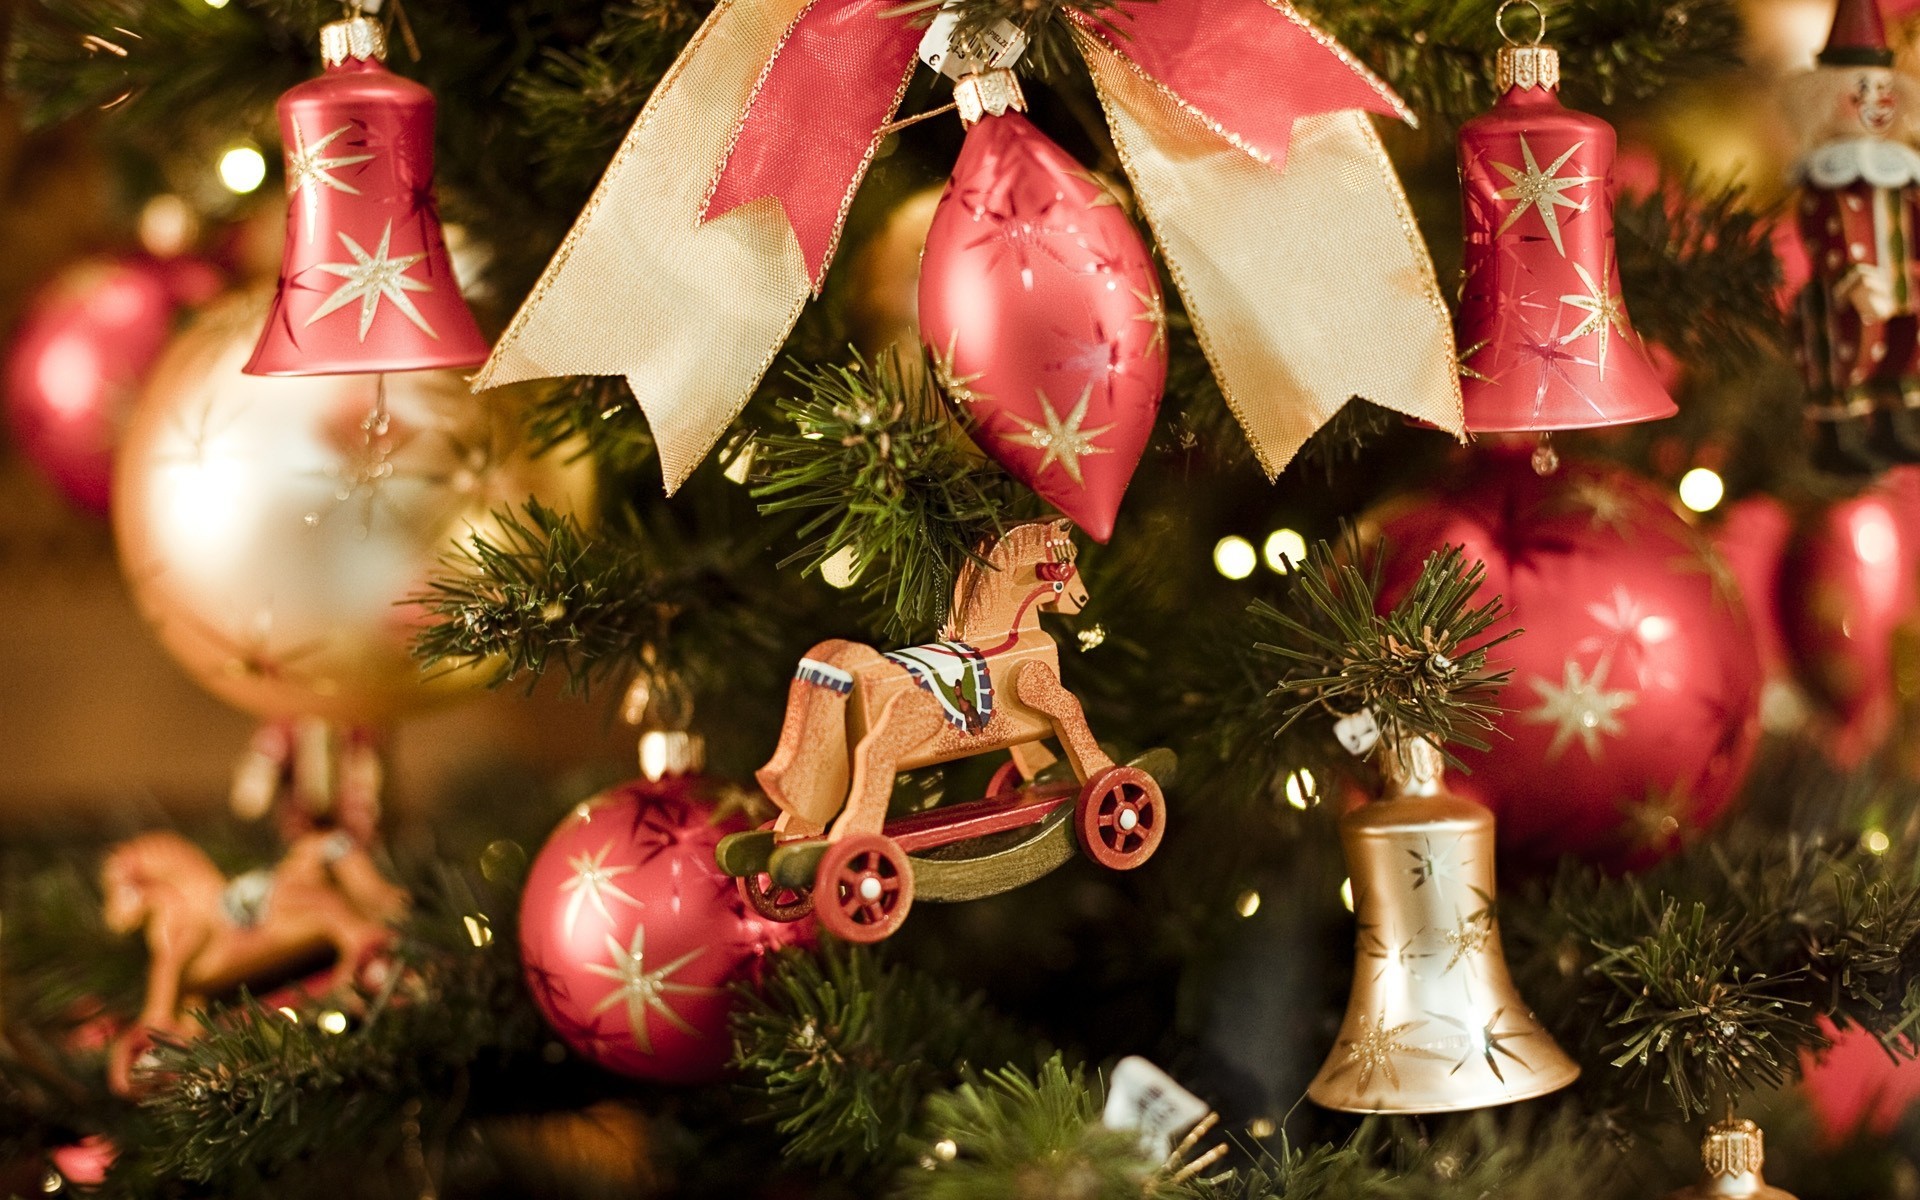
[918, 107, 1165, 543]
[5, 254, 220, 513]
[1802, 1018, 1920, 1145]
[519, 778, 813, 1083]
[1778, 471, 1920, 763]
[1375, 453, 1762, 868]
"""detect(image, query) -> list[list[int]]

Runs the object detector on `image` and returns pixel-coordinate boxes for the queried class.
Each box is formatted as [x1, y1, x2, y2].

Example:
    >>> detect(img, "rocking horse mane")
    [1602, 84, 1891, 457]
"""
[943, 520, 1071, 640]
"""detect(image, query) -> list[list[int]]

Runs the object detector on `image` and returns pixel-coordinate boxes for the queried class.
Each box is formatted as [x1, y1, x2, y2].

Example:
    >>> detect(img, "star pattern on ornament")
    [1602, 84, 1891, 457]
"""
[300, 393, 428, 536]
[1582, 588, 1680, 690]
[1670, 540, 1744, 615]
[1620, 785, 1691, 856]
[175, 605, 329, 687]
[304, 221, 437, 342]
[1491, 134, 1594, 256]
[1429, 1009, 1533, 1082]
[1130, 286, 1167, 357]
[1332, 1013, 1443, 1092]
[964, 190, 1106, 291]
[1441, 908, 1495, 973]
[1004, 385, 1114, 486]
[1557, 476, 1638, 538]
[930, 333, 991, 409]
[585, 925, 717, 1054]
[1527, 659, 1637, 759]
[629, 797, 702, 862]
[1558, 259, 1633, 377]
[1517, 318, 1603, 421]
[559, 842, 643, 938]
[1405, 834, 1470, 895]
[1360, 923, 1429, 983]
[1045, 315, 1132, 392]
[285, 122, 373, 242]
[1457, 338, 1494, 383]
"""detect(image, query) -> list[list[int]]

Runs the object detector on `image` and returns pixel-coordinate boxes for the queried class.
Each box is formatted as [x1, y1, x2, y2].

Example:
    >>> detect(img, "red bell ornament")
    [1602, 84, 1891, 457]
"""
[246, 14, 488, 377]
[918, 72, 1167, 544]
[1453, 2, 1675, 433]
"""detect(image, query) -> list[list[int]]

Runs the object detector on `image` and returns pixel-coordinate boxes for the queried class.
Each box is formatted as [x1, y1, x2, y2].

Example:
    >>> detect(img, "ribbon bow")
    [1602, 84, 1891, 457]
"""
[475, 0, 1465, 491]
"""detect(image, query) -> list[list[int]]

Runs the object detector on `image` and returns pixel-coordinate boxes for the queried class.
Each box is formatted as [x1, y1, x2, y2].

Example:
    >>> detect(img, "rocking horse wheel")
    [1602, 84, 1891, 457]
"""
[739, 871, 815, 923]
[815, 834, 914, 943]
[1075, 765, 1164, 870]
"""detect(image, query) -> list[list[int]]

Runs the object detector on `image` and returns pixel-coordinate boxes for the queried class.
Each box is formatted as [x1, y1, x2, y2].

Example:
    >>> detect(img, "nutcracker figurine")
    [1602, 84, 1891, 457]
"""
[1790, 0, 1920, 475]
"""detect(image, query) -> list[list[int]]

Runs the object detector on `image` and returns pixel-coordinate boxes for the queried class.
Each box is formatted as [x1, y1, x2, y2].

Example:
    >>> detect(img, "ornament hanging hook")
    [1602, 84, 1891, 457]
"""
[1495, 0, 1547, 47]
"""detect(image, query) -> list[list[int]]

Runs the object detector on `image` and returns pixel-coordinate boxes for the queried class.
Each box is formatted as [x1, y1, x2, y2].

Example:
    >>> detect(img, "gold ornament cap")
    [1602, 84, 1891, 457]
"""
[621, 649, 705, 782]
[955, 69, 1027, 126]
[1494, 0, 1560, 92]
[320, 16, 388, 67]
[1664, 1118, 1799, 1200]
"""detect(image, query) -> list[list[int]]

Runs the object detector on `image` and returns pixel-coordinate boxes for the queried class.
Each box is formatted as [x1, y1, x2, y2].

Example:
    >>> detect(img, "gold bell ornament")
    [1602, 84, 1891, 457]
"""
[1664, 1117, 1798, 1200]
[1307, 736, 1580, 1113]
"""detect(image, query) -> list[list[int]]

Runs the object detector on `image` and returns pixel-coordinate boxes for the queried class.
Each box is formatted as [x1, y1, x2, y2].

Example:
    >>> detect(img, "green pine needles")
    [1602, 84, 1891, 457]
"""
[1251, 539, 1517, 760]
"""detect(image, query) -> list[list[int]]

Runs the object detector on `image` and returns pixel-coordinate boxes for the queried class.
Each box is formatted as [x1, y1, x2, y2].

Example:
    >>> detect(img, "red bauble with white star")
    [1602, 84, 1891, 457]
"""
[918, 110, 1166, 544]
[1374, 452, 1762, 869]
[518, 777, 814, 1083]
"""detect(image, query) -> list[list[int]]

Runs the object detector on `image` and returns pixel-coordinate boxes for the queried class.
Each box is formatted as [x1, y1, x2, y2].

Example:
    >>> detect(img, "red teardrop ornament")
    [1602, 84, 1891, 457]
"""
[918, 112, 1166, 543]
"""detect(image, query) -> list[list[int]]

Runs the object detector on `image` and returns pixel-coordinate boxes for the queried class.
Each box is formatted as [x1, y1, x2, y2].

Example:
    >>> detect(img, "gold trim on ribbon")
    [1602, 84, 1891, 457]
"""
[1075, 25, 1463, 477]
[474, 0, 820, 492]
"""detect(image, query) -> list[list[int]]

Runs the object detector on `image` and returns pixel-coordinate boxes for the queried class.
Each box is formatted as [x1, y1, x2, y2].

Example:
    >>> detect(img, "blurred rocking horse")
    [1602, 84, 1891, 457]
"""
[101, 829, 409, 1094]
[738, 520, 1167, 941]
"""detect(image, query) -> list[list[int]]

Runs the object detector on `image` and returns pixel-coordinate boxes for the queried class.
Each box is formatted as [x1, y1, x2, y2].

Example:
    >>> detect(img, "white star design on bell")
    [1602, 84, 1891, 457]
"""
[285, 122, 373, 242]
[304, 221, 437, 342]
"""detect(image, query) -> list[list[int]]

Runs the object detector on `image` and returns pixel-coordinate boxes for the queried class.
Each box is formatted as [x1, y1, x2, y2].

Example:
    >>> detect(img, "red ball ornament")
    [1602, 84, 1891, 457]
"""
[246, 15, 488, 377]
[519, 778, 813, 1083]
[1375, 453, 1762, 868]
[1778, 472, 1920, 762]
[918, 107, 1166, 543]
[5, 254, 221, 514]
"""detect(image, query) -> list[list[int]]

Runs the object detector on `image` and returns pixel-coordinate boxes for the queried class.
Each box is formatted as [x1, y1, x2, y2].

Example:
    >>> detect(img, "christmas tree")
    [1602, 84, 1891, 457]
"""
[3, 0, 1920, 1197]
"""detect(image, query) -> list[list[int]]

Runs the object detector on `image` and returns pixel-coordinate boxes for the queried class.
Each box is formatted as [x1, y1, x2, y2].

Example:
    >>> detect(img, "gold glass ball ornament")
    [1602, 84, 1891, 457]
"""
[114, 289, 593, 724]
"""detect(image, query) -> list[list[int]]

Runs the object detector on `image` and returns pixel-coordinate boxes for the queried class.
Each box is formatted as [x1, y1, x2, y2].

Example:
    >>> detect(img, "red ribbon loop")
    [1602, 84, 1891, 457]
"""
[701, 0, 924, 287]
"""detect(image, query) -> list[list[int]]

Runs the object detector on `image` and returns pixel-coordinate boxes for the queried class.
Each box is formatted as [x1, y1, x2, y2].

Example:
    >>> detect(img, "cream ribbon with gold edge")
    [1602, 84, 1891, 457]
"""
[1076, 32, 1463, 476]
[474, 0, 1465, 490]
[473, 0, 823, 492]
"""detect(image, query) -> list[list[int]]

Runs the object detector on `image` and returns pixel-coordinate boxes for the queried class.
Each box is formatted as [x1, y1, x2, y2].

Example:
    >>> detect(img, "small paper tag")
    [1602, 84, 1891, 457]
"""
[1333, 709, 1381, 757]
[1102, 1056, 1209, 1162]
[917, 10, 1028, 80]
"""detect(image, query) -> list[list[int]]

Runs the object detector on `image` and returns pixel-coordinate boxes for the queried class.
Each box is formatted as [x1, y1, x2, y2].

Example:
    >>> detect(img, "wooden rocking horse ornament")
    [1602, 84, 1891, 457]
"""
[101, 829, 409, 1095]
[720, 519, 1169, 942]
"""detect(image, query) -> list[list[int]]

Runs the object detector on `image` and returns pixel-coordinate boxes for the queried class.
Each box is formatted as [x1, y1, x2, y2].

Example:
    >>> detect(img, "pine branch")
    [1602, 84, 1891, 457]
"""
[410, 499, 780, 696]
[899, 1056, 1173, 1200]
[731, 943, 1039, 1178]
[1615, 176, 1788, 375]
[750, 348, 1041, 641]
[1301, 0, 1743, 125]
[132, 868, 548, 1188]
[522, 376, 658, 478]
[1250, 539, 1517, 759]
[1503, 755, 1920, 1116]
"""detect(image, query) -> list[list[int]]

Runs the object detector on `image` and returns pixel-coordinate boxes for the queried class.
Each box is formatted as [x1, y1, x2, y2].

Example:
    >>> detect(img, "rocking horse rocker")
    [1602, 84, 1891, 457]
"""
[715, 520, 1169, 942]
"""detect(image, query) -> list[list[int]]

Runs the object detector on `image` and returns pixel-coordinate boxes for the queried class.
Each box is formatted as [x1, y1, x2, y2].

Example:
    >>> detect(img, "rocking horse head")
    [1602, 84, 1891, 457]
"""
[945, 519, 1086, 640]
[101, 832, 220, 935]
